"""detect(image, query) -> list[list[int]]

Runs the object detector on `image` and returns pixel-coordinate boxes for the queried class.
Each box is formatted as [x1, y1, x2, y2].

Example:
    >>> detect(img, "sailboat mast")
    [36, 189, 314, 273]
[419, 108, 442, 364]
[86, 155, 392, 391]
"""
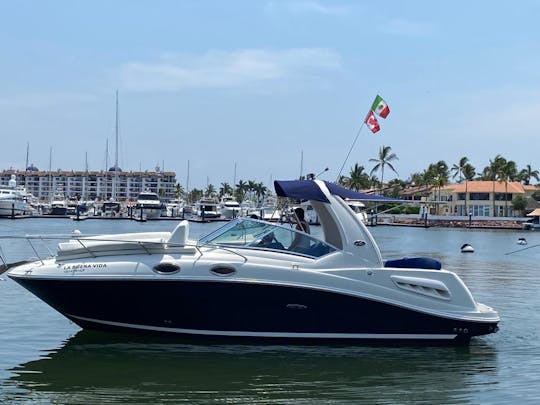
[25, 142, 29, 170]
[48, 147, 52, 202]
[186, 160, 190, 202]
[105, 139, 109, 200]
[113, 90, 119, 201]
[115, 90, 119, 171]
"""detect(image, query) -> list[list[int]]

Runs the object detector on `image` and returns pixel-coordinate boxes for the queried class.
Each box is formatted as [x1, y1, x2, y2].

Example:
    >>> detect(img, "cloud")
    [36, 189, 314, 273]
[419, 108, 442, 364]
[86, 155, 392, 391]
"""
[119, 48, 342, 91]
[379, 18, 434, 36]
[265, 1, 349, 16]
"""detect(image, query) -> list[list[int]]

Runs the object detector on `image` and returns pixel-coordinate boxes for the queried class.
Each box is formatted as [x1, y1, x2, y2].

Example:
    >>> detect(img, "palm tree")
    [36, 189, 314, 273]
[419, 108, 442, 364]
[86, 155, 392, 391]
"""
[235, 180, 249, 203]
[188, 188, 203, 203]
[253, 182, 268, 204]
[346, 163, 370, 191]
[337, 175, 348, 187]
[451, 157, 469, 183]
[519, 164, 540, 185]
[497, 160, 517, 216]
[205, 183, 216, 197]
[427, 161, 448, 214]
[369, 145, 399, 194]
[484, 155, 506, 216]
[174, 183, 185, 198]
[219, 182, 233, 197]
[247, 180, 257, 201]
[462, 163, 476, 215]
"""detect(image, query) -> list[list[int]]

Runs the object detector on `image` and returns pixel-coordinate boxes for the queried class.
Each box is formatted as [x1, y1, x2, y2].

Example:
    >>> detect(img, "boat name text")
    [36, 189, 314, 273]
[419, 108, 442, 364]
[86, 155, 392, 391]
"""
[62, 263, 108, 272]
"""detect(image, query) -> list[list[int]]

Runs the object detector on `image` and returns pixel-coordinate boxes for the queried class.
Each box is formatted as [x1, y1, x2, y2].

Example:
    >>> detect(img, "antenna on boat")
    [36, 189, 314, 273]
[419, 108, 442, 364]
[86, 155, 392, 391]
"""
[316, 167, 329, 178]
[48, 147, 53, 202]
[299, 150, 304, 179]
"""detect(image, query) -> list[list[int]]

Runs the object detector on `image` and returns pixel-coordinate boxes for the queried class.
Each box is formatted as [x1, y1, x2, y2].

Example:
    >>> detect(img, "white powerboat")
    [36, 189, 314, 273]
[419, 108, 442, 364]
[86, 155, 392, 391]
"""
[166, 198, 185, 217]
[0, 175, 32, 217]
[219, 196, 241, 219]
[5, 180, 499, 343]
[99, 200, 122, 217]
[196, 198, 220, 219]
[345, 199, 369, 224]
[135, 191, 163, 219]
[248, 206, 282, 221]
[49, 187, 68, 216]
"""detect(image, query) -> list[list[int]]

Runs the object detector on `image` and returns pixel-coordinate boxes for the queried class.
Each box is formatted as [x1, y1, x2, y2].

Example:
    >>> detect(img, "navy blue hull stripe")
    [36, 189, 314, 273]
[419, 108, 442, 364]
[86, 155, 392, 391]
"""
[12, 278, 497, 339]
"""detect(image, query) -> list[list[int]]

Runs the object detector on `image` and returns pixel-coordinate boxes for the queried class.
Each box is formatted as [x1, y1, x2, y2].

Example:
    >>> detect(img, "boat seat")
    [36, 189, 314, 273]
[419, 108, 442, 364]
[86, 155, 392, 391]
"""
[168, 220, 189, 246]
[384, 257, 442, 270]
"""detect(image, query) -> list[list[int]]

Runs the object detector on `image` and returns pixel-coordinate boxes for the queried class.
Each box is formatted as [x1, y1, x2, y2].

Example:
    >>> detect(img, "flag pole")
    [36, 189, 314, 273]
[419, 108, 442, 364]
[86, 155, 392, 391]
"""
[336, 122, 366, 181]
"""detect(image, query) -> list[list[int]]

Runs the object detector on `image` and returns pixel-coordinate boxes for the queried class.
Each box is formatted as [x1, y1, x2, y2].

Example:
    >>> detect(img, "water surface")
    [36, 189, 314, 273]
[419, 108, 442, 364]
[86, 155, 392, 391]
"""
[1, 219, 539, 403]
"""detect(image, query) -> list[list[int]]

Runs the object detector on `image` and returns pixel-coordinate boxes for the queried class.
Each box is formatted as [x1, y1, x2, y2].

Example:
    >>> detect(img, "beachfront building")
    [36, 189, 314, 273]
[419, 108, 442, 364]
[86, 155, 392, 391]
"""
[0, 168, 178, 202]
[420, 181, 537, 217]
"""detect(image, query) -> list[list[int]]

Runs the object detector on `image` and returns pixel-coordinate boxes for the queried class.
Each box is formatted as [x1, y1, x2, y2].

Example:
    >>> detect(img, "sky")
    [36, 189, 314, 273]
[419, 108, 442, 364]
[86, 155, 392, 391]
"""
[1, 0, 540, 190]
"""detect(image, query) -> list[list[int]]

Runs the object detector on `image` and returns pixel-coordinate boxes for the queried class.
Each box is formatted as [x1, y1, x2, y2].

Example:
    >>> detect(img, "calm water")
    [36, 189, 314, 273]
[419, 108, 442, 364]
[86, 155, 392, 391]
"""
[1, 218, 539, 404]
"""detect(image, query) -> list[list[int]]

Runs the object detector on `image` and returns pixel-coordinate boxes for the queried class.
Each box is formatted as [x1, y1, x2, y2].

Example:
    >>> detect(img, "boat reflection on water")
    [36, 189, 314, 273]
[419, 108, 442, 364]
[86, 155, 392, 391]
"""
[4, 330, 498, 404]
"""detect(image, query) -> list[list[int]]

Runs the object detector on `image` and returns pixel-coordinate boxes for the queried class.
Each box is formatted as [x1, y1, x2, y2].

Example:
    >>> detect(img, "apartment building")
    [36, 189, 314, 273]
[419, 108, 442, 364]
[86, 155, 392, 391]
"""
[0, 168, 178, 202]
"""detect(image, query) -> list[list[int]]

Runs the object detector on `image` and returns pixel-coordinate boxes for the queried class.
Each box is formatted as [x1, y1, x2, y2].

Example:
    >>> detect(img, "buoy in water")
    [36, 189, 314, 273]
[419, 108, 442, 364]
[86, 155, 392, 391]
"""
[461, 243, 474, 253]
[517, 237, 527, 245]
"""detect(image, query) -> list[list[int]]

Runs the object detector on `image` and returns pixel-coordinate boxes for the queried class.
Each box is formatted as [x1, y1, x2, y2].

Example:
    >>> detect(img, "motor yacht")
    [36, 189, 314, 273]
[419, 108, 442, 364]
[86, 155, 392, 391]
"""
[219, 196, 241, 219]
[135, 191, 163, 219]
[0, 175, 32, 217]
[196, 198, 220, 219]
[5, 180, 499, 343]
[166, 198, 185, 217]
[48, 187, 68, 216]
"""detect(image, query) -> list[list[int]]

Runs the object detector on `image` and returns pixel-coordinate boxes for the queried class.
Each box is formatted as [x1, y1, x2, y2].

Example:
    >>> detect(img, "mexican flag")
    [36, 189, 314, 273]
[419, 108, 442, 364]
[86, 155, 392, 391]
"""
[364, 110, 380, 133]
[371, 95, 390, 118]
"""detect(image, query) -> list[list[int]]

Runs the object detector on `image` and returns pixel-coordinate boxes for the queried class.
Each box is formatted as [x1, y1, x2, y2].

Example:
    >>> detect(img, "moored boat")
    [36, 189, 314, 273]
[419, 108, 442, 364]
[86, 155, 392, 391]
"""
[219, 196, 241, 219]
[135, 191, 163, 219]
[5, 180, 499, 343]
[0, 175, 32, 217]
[196, 198, 220, 219]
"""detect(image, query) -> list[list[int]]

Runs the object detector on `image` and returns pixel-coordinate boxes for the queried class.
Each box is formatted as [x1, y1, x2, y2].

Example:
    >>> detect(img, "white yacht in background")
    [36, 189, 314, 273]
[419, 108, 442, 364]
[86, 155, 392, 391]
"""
[166, 198, 185, 217]
[135, 191, 163, 219]
[345, 199, 368, 224]
[219, 196, 241, 219]
[0, 175, 32, 217]
[196, 198, 220, 219]
[49, 187, 68, 216]
[248, 206, 282, 221]
[100, 199, 122, 217]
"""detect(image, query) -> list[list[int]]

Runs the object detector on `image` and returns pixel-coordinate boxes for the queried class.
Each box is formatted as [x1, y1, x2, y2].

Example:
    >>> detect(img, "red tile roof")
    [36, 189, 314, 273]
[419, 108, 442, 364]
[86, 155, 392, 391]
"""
[452, 181, 525, 193]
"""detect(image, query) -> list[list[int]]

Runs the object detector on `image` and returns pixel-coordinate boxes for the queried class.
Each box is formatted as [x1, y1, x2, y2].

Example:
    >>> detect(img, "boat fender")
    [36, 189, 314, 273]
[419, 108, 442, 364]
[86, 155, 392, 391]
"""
[384, 257, 442, 270]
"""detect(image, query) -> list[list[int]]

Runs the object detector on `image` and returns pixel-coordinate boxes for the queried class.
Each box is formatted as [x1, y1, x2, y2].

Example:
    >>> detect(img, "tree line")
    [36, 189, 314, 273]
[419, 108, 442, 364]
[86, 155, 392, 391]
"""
[175, 180, 269, 204]
[172, 146, 539, 211]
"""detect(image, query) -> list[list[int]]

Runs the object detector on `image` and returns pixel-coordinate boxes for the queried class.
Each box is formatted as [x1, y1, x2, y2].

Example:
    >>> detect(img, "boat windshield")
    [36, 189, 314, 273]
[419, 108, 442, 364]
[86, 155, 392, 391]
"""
[199, 218, 337, 258]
